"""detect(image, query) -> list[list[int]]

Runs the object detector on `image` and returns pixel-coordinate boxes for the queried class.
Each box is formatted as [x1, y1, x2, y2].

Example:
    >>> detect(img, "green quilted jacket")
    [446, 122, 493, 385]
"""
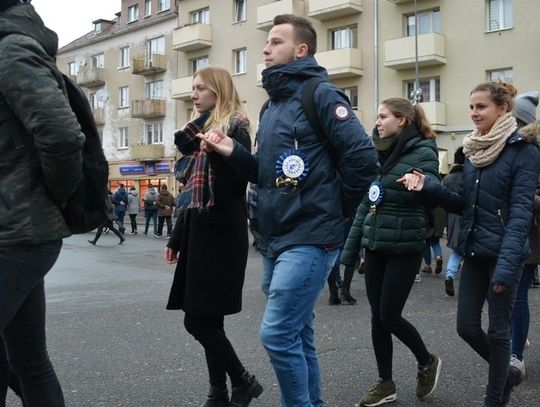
[341, 124, 439, 266]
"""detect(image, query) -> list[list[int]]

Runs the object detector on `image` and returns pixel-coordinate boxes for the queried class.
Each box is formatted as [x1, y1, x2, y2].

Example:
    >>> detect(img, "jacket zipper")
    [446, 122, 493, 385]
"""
[497, 209, 506, 229]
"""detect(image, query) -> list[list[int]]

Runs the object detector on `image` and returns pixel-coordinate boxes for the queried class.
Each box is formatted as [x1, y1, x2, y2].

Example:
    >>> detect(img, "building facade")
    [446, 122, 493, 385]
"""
[58, 0, 539, 185]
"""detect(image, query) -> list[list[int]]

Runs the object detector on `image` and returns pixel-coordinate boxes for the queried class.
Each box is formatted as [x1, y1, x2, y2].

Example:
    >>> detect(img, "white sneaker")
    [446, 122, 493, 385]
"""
[414, 273, 422, 283]
[510, 354, 526, 378]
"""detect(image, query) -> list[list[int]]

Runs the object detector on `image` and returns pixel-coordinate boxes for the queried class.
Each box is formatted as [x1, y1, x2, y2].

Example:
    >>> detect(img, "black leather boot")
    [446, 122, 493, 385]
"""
[230, 371, 263, 407]
[340, 286, 357, 305]
[199, 385, 229, 407]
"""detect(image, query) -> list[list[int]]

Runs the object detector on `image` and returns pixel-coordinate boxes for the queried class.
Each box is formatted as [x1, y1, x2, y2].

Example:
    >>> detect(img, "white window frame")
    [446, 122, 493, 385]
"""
[190, 56, 209, 74]
[146, 36, 165, 65]
[405, 77, 441, 102]
[144, 0, 152, 17]
[92, 53, 104, 68]
[119, 86, 129, 108]
[233, 48, 247, 75]
[406, 9, 440, 36]
[191, 8, 209, 24]
[67, 61, 78, 76]
[94, 22, 102, 33]
[342, 87, 358, 109]
[145, 122, 164, 144]
[234, 0, 247, 23]
[487, 0, 512, 31]
[128, 4, 139, 23]
[331, 26, 358, 50]
[145, 80, 164, 100]
[487, 68, 513, 83]
[158, 0, 170, 12]
[118, 127, 129, 149]
[119, 46, 130, 69]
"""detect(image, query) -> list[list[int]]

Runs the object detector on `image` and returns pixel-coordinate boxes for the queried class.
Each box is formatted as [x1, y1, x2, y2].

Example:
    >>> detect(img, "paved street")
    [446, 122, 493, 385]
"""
[6, 232, 540, 407]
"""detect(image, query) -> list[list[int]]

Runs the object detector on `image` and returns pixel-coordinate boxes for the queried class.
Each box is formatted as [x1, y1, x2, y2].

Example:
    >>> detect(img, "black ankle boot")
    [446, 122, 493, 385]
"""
[200, 385, 229, 407]
[230, 371, 263, 407]
[340, 287, 357, 305]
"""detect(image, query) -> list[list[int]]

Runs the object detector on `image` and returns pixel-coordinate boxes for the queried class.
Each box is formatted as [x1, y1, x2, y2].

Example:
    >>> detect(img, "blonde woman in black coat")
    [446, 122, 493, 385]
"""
[164, 67, 263, 407]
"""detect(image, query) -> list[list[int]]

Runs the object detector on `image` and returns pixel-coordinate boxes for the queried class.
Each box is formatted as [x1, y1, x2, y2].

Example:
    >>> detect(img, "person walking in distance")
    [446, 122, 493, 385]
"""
[127, 186, 140, 234]
[143, 185, 159, 236]
[0, 1, 85, 405]
[111, 183, 127, 234]
[200, 14, 378, 407]
[341, 98, 442, 406]
[398, 81, 540, 406]
[88, 192, 126, 246]
[156, 184, 174, 238]
[165, 67, 263, 407]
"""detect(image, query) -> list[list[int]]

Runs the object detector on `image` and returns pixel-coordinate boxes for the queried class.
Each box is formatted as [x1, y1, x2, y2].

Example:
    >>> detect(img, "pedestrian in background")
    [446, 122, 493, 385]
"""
[398, 81, 540, 406]
[127, 186, 140, 234]
[165, 66, 262, 407]
[0, 1, 84, 405]
[342, 97, 442, 407]
[111, 183, 127, 234]
[156, 184, 174, 238]
[88, 192, 125, 245]
[143, 185, 159, 236]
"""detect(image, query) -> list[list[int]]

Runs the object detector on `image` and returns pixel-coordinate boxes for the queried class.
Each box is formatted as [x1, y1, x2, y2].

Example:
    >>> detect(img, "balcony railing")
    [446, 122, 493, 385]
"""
[171, 76, 194, 100]
[92, 108, 105, 125]
[384, 32, 447, 70]
[130, 99, 166, 119]
[130, 144, 165, 161]
[132, 54, 167, 75]
[173, 23, 212, 52]
[308, 0, 363, 20]
[257, 0, 305, 31]
[76, 66, 106, 88]
[316, 48, 363, 79]
[419, 101, 446, 127]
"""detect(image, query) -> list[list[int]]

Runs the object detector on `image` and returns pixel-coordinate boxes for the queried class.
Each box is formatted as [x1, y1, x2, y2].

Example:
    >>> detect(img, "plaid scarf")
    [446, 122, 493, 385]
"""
[175, 113, 215, 210]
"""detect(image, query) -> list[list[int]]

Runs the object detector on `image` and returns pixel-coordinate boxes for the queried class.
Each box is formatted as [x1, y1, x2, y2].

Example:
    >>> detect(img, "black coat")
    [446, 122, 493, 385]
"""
[166, 119, 251, 316]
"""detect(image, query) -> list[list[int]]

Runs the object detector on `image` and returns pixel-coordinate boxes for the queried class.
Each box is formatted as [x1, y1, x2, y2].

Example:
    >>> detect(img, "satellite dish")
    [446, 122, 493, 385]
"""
[96, 88, 109, 102]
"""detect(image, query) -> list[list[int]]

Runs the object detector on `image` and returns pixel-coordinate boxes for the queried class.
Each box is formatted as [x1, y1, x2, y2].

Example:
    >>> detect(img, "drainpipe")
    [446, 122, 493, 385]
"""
[374, 0, 379, 115]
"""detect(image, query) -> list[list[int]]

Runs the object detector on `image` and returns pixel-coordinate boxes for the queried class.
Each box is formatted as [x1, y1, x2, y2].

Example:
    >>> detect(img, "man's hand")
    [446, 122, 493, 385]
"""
[198, 129, 234, 157]
[164, 247, 178, 264]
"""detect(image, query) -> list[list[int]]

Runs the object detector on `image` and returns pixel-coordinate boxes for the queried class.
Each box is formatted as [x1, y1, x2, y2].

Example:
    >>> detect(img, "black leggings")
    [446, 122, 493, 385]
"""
[184, 314, 245, 389]
[364, 249, 432, 381]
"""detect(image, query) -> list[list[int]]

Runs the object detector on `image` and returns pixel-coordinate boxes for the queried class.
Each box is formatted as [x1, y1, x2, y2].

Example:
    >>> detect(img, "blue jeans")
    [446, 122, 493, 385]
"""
[445, 249, 463, 280]
[511, 264, 535, 359]
[423, 238, 442, 265]
[260, 246, 339, 407]
[0, 241, 65, 407]
[144, 209, 158, 234]
[456, 257, 520, 405]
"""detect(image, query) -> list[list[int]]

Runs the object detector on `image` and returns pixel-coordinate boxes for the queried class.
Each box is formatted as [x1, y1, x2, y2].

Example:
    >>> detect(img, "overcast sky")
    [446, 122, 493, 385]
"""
[32, 0, 121, 47]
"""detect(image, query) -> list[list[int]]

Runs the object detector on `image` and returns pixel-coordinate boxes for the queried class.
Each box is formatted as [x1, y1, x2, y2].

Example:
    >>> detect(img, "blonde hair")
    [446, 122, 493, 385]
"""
[191, 66, 249, 132]
[380, 97, 436, 139]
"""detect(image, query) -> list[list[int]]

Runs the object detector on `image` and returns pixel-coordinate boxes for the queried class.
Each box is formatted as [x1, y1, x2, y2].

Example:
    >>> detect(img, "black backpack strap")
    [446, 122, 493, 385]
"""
[301, 77, 339, 166]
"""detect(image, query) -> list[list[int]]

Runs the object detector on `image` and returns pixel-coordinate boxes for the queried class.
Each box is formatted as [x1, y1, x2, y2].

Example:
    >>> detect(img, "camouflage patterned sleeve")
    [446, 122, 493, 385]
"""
[0, 35, 84, 204]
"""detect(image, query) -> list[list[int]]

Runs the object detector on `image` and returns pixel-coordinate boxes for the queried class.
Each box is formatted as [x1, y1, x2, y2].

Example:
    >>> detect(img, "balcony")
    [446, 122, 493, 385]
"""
[76, 66, 106, 88]
[257, 0, 305, 31]
[173, 23, 212, 52]
[131, 99, 166, 119]
[130, 144, 165, 161]
[171, 76, 194, 100]
[132, 54, 167, 75]
[92, 108, 105, 125]
[386, 0, 423, 4]
[308, 0, 363, 21]
[384, 32, 446, 70]
[316, 48, 363, 79]
[419, 101, 446, 127]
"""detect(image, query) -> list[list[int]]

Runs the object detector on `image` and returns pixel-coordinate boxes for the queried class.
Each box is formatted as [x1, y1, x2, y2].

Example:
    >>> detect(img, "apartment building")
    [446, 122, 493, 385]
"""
[58, 0, 539, 186]
[57, 0, 179, 198]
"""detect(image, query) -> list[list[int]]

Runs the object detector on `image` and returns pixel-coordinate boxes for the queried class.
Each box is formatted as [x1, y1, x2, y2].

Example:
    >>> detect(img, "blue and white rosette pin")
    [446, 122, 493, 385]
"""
[368, 180, 384, 210]
[275, 150, 309, 188]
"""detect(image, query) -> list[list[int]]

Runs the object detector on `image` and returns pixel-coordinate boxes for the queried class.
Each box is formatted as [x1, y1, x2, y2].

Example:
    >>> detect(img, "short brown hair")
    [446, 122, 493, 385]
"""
[471, 81, 517, 112]
[273, 14, 317, 55]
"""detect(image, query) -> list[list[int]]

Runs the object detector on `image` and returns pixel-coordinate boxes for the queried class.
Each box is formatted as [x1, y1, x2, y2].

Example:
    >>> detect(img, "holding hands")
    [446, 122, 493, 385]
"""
[198, 129, 234, 157]
[397, 170, 426, 191]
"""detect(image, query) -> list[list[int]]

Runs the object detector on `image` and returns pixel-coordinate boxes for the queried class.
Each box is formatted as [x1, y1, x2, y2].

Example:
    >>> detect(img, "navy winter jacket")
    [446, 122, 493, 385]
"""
[227, 57, 378, 256]
[423, 131, 540, 286]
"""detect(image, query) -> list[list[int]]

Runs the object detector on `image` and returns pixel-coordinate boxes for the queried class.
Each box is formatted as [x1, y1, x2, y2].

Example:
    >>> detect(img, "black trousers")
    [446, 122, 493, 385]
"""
[0, 337, 24, 406]
[364, 249, 432, 381]
[184, 313, 245, 389]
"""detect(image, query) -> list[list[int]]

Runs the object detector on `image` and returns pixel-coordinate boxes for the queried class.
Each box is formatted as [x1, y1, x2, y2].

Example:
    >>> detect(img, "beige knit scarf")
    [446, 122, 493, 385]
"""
[463, 113, 517, 168]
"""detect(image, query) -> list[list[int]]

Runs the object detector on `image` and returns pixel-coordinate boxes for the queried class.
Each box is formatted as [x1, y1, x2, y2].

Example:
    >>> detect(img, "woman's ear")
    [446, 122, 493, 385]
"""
[398, 116, 407, 128]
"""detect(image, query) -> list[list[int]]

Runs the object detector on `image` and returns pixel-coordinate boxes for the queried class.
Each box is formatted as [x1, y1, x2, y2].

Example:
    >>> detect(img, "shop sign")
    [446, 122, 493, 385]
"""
[155, 162, 171, 173]
[119, 164, 145, 175]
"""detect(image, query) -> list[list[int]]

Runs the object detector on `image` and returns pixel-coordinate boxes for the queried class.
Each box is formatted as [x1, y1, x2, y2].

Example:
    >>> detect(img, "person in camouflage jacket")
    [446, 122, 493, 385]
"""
[0, 1, 84, 406]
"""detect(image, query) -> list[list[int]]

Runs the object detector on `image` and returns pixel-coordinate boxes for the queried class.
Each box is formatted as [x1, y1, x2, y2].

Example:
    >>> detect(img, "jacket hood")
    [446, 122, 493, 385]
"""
[0, 4, 58, 57]
[128, 190, 139, 197]
[518, 120, 540, 143]
[261, 56, 327, 100]
[160, 190, 171, 196]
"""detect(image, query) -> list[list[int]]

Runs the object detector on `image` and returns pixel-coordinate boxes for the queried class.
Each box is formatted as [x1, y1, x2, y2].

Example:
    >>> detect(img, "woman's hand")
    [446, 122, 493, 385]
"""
[198, 129, 234, 157]
[493, 283, 507, 294]
[164, 247, 178, 264]
[396, 170, 426, 191]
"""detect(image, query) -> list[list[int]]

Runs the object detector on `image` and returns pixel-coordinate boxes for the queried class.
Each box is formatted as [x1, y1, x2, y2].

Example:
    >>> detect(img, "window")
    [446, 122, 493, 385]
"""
[331, 26, 358, 49]
[342, 87, 358, 109]
[488, 0, 512, 31]
[488, 68, 513, 83]
[145, 122, 163, 144]
[406, 9, 440, 36]
[67, 61, 77, 76]
[128, 4, 139, 23]
[234, 0, 247, 22]
[89, 92, 98, 109]
[190, 56, 209, 74]
[119, 46, 130, 68]
[92, 53, 104, 68]
[233, 48, 247, 74]
[119, 86, 129, 108]
[94, 22, 102, 33]
[146, 36, 165, 60]
[146, 80, 164, 99]
[118, 127, 129, 148]
[406, 77, 440, 102]
[144, 0, 151, 16]
[191, 8, 209, 24]
[158, 0, 170, 12]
